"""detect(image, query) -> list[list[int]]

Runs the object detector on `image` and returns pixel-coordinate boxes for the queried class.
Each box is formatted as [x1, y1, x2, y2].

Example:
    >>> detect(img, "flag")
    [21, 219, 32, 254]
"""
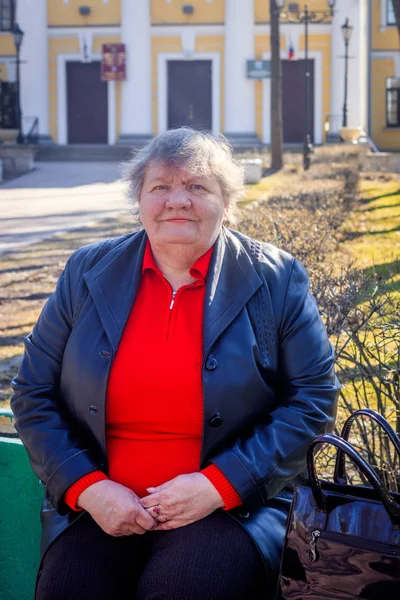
[288, 36, 294, 60]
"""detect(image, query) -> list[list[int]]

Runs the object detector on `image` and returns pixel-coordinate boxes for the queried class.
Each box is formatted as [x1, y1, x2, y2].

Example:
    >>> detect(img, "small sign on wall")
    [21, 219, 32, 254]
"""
[101, 44, 126, 81]
[246, 60, 271, 79]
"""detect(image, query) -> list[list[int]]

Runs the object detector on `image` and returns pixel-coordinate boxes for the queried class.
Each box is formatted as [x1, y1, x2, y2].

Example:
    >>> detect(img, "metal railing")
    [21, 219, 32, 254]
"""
[23, 116, 39, 144]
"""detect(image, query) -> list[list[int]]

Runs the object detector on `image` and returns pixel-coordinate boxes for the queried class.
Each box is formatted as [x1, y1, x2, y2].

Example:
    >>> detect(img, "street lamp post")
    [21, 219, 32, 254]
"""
[341, 18, 353, 128]
[276, 1, 336, 170]
[12, 23, 24, 144]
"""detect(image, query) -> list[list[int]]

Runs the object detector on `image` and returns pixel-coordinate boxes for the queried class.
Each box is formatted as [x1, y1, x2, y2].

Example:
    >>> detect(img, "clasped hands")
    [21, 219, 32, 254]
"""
[77, 473, 224, 537]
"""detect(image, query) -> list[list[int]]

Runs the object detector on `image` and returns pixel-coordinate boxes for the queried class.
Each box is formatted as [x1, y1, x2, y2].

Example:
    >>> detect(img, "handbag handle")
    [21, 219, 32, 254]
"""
[334, 408, 400, 484]
[308, 433, 400, 520]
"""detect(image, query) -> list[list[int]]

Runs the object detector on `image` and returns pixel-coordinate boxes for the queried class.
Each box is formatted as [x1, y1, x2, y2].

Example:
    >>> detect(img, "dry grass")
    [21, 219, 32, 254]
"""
[0, 213, 136, 406]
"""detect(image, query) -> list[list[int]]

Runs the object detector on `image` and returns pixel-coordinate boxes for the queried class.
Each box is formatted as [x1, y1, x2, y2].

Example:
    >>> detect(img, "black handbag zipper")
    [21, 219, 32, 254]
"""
[309, 528, 400, 563]
[309, 529, 320, 562]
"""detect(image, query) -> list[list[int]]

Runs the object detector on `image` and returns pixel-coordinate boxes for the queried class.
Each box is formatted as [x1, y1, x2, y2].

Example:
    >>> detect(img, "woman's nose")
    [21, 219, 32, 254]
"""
[165, 188, 191, 208]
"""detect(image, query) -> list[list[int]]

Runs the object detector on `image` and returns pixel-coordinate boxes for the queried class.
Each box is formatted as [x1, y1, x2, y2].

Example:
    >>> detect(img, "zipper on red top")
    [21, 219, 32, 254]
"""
[169, 291, 177, 310]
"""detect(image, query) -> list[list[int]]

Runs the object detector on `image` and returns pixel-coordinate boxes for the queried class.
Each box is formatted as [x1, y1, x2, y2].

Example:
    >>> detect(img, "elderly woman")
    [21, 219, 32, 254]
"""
[11, 127, 339, 600]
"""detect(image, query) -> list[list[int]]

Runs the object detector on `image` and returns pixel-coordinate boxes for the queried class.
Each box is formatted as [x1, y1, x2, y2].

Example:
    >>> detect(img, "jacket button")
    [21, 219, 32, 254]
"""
[210, 413, 222, 427]
[206, 356, 218, 370]
[88, 405, 100, 414]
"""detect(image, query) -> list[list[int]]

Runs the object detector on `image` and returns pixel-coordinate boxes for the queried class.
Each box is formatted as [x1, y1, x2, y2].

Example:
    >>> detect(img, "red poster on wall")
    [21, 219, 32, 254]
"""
[101, 44, 126, 81]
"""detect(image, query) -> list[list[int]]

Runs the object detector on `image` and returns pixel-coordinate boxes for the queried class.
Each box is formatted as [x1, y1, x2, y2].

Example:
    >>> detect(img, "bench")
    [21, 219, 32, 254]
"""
[0, 408, 42, 600]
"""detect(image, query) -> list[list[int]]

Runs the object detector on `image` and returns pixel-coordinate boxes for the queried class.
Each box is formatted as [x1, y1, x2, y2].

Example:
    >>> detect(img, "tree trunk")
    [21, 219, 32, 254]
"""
[270, 0, 283, 170]
[392, 0, 400, 37]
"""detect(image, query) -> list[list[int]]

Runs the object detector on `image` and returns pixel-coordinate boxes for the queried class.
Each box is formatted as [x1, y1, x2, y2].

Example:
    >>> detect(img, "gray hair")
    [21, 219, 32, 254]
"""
[121, 127, 246, 226]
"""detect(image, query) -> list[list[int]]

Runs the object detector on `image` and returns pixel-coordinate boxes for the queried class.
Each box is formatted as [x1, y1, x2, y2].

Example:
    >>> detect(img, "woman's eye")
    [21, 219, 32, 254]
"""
[190, 184, 205, 191]
[153, 185, 167, 191]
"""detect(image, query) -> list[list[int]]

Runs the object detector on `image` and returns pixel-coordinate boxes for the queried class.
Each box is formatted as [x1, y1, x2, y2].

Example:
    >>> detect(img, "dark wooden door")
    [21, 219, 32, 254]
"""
[282, 59, 314, 144]
[168, 60, 212, 130]
[67, 62, 108, 144]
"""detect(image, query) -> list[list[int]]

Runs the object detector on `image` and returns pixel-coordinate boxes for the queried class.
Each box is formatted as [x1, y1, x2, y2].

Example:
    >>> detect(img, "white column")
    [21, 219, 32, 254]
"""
[331, 0, 367, 135]
[224, 0, 257, 142]
[16, 0, 52, 142]
[118, 0, 152, 144]
[357, 0, 369, 134]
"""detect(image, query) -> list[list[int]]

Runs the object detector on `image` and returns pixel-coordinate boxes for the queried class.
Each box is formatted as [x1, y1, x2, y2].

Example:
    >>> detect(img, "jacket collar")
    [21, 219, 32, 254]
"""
[203, 228, 262, 354]
[84, 228, 262, 354]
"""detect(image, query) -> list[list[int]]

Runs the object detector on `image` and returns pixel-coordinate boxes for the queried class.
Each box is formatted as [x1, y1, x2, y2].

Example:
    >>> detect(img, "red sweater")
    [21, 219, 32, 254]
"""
[65, 242, 242, 511]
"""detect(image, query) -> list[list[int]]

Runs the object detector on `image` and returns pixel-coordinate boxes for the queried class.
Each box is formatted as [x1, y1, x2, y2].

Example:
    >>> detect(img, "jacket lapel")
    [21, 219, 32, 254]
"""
[83, 230, 147, 352]
[203, 229, 263, 355]
[83, 227, 262, 356]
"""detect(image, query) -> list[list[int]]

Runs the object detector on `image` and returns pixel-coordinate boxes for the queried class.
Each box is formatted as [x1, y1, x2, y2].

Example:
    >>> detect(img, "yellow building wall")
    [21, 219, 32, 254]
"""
[195, 35, 224, 131]
[0, 62, 8, 81]
[151, 0, 224, 25]
[0, 34, 14, 82]
[0, 34, 16, 56]
[254, 35, 271, 140]
[47, 0, 120, 27]
[151, 36, 182, 134]
[299, 33, 331, 142]
[371, 58, 400, 150]
[48, 37, 80, 142]
[371, 0, 399, 50]
[255, 0, 333, 23]
[93, 35, 122, 138]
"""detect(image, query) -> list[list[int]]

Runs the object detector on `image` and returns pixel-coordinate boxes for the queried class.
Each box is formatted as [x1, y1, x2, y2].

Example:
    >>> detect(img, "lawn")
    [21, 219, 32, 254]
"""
[332, 175, 400, 438]
[340, 177, 400, 291]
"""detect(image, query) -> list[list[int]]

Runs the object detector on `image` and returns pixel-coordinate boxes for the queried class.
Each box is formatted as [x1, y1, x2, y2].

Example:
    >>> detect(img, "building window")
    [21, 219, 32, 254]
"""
[387, 0, 396, 25]
[0, 81, 17, 128]
[0, 0, 14, 32]
[387, 78, 400, 127]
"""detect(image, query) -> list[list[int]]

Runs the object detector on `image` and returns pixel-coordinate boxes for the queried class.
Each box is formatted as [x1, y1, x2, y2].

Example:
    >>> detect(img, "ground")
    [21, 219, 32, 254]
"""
[0, 162, 126, 254]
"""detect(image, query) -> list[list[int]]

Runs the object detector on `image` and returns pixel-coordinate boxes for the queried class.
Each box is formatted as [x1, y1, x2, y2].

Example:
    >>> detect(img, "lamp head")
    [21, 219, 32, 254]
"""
[274, 0, 286, 8]
[327, 0, 336, 14]
[182, 4, 194, 14]
[78, 6, 91, 16]
[341, 18, 353, 42]
[13, 23, 24, 51]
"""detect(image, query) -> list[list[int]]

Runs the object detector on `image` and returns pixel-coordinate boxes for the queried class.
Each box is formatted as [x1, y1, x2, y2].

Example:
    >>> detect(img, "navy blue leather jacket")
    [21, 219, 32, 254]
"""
[11, 228, 339, 584]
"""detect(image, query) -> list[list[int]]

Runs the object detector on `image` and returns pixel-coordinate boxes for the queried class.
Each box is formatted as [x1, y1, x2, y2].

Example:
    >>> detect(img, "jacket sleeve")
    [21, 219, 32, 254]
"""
[10, 249, 104, 514]
[210, 258, 340, 508]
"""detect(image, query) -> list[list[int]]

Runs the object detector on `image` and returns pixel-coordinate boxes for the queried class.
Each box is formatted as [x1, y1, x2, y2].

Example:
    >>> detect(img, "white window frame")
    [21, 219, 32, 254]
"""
[387, 0, 396, 25]
[381, 0, 397, 31]
[157, 51, 220, 135]
[262, 49, 323, 145]
[57, 52, 116, 145]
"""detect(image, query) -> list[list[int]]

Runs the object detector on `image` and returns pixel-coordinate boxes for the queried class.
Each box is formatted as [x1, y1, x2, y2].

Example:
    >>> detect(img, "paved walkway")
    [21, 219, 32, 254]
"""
[0, 162, 130, 255]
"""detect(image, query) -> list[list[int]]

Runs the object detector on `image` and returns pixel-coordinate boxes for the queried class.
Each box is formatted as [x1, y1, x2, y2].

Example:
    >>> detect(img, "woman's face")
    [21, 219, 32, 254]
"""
[139, 162, 228, 252]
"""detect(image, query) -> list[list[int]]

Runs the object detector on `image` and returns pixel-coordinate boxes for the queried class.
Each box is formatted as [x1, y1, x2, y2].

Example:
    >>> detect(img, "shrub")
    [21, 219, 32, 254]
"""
[240, 151, 400, 489]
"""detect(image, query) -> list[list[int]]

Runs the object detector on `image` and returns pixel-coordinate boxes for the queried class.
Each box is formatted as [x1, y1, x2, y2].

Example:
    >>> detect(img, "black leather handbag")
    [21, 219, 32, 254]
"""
[278, 409, 400, 599]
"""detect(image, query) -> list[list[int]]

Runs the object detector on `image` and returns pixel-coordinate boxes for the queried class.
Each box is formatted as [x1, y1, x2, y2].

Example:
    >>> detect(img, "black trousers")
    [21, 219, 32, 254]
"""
[36, 510, 272, 600]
